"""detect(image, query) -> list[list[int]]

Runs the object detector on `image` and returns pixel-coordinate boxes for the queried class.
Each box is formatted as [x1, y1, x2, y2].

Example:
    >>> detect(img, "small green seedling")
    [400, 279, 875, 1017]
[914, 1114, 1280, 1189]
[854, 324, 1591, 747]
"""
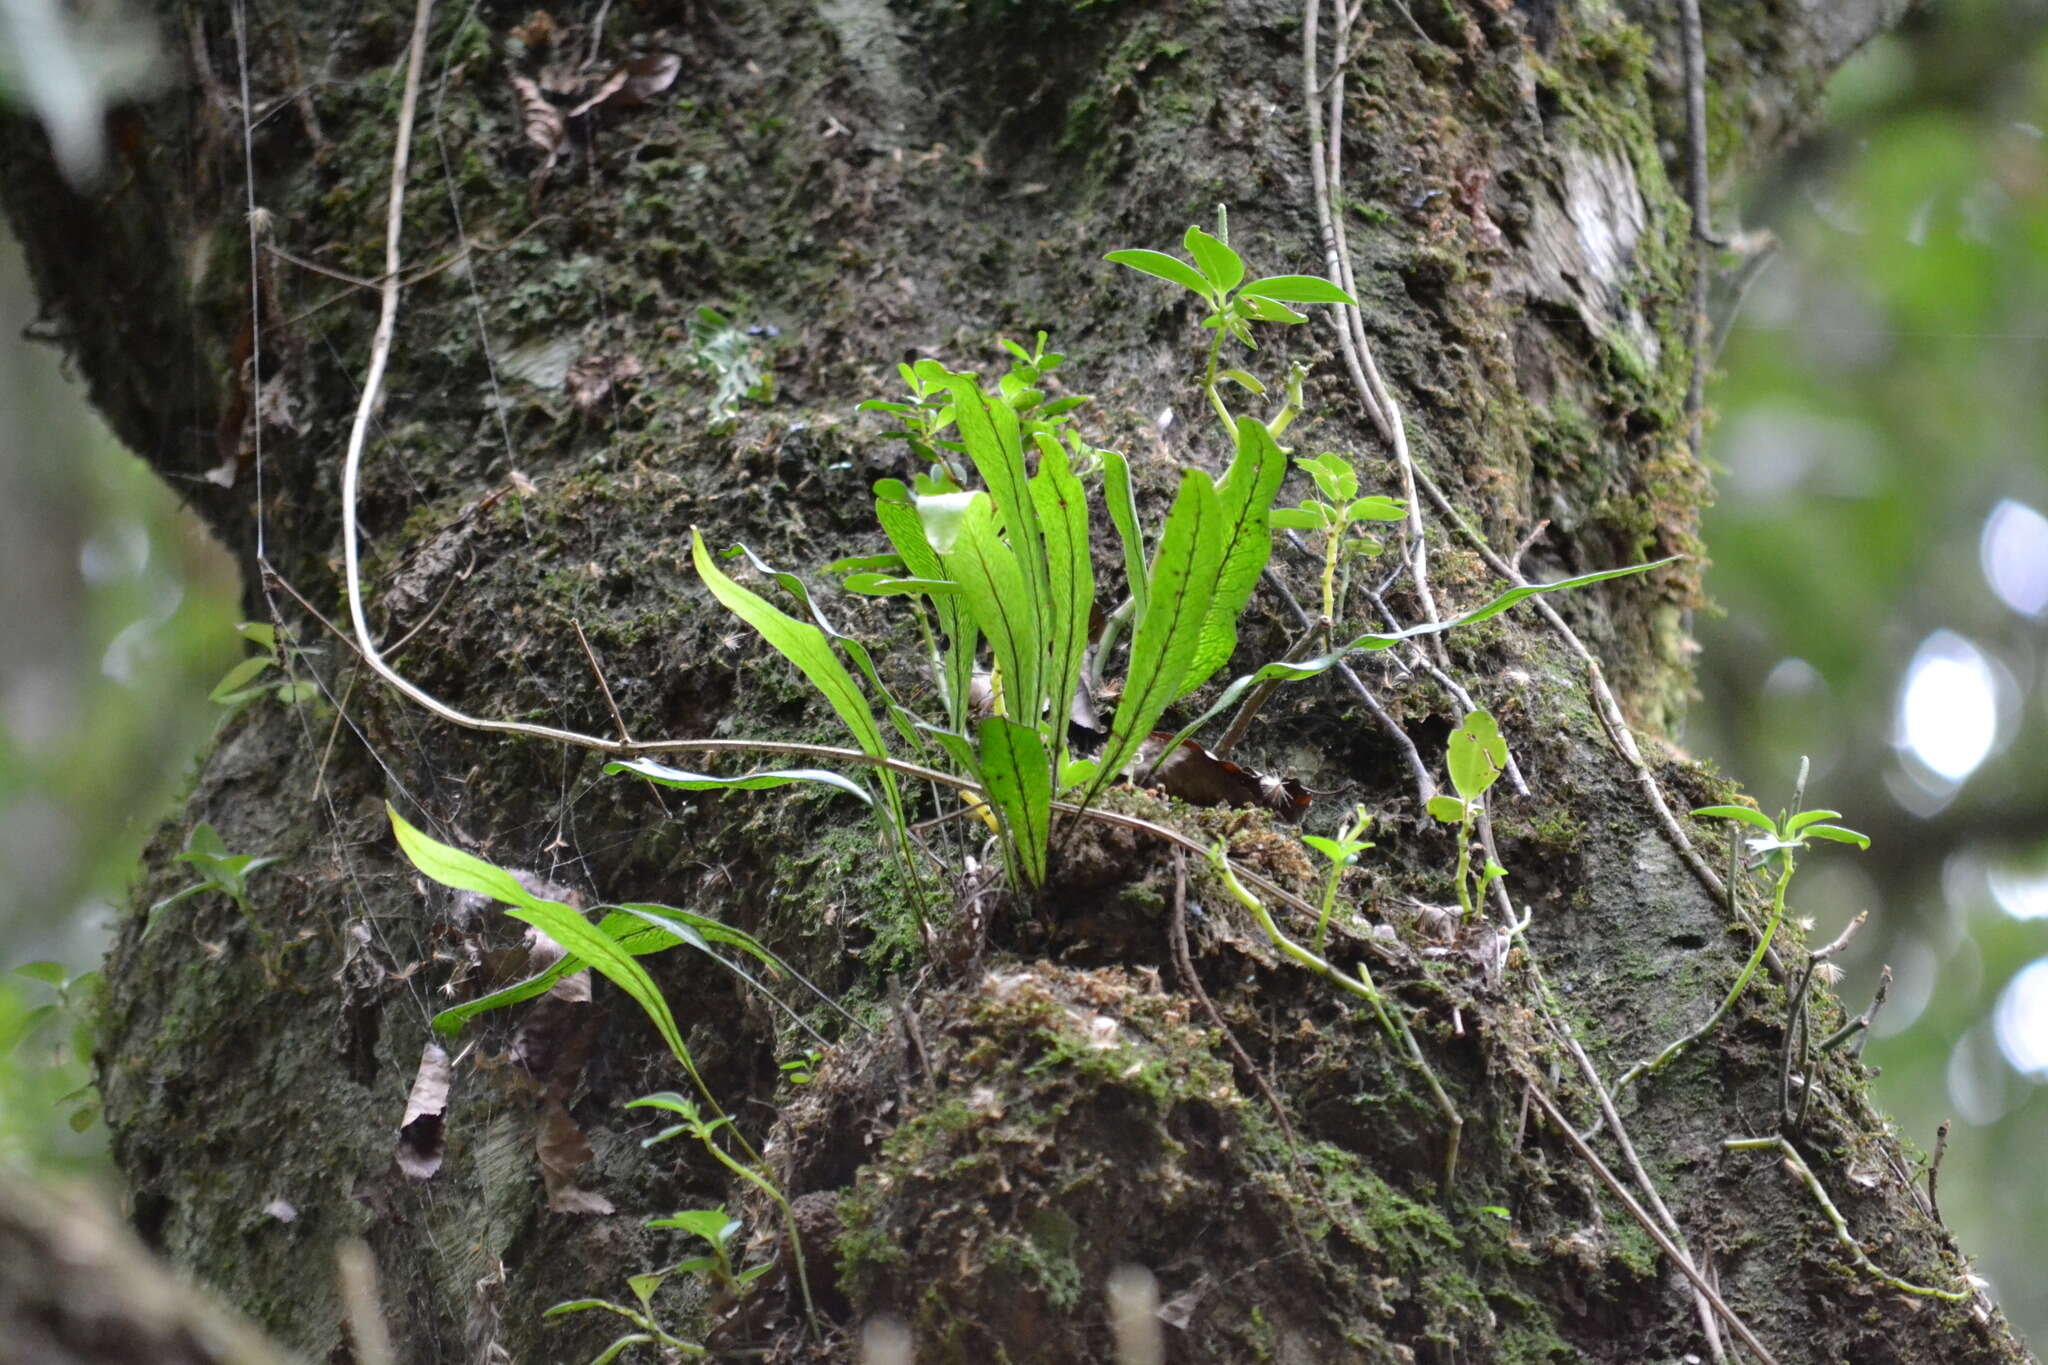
[860, 332, 1095, 489]
[543, 1280, 704, 1363]
[1268, 452, 1407, 630]
[1107, 210, 1356, 435]
[385, 804, 808, 1138]
[630, 1091, 816, 1328]
[1688, 794, 1869, 1039]
[545, 1202, 776, 1361]
[146, 823, 283, 937]
[1209, 839, 1463, 1190]
[1616, 781, 1870, 1092]
[1302, 804, 1374, 954]
[209, 622, 319, 709]
[779, 1049, 822, 1086]
[644, 1205, 773, 1300]
[1428, 710, 1510, 922]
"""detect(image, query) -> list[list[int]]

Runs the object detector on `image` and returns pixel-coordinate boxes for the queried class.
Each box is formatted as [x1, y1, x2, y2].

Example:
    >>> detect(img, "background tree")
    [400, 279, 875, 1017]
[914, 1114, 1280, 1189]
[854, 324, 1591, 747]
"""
[1, 1, 2038, 1362]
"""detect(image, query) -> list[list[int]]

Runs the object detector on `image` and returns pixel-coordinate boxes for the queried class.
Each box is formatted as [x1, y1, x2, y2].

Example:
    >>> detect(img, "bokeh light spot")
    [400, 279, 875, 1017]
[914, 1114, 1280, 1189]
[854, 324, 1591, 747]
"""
[1980, 498, 2048, 618]
[1896, 631, 1998, 782]
[1989, 864, 2048, 921]
[1947, 1022, 2016, 1124]
[1993, 957, 2048, 1080]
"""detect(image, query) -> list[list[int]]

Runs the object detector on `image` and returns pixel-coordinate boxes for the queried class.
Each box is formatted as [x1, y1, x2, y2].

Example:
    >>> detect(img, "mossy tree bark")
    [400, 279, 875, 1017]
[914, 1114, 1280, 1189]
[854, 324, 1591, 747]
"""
[2, 1, 2031, 1361]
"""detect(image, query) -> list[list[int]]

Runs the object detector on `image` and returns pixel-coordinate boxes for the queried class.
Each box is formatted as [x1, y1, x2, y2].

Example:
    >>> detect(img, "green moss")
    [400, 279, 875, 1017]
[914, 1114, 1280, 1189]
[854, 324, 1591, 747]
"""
[984, 1208, 1084, 1312]
[1240, 1304, 1277, 1362]
[1519, 804, 1588, 852]
[1607, 1217, 1661, 1279]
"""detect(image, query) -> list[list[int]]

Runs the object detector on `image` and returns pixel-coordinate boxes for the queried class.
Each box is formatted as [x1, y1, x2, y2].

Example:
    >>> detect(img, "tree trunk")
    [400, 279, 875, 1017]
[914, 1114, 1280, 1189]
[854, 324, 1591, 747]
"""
[2, 0, 2031, 1361]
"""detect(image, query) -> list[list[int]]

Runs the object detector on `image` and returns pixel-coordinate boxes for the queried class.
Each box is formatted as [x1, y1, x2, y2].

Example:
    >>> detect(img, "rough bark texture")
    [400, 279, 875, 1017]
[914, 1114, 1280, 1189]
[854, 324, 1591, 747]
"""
[3, 1, 2034, 1362]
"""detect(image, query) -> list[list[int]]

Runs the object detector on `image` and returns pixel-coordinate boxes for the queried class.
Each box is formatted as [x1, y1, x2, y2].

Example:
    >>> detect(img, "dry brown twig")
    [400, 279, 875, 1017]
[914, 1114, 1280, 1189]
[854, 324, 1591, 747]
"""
[1520, 1073, 1783, 1364]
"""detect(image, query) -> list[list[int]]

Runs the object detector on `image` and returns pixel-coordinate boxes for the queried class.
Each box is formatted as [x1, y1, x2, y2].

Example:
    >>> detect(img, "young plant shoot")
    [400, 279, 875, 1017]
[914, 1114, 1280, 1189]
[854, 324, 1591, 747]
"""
[1268, 452, 1408, 633]
[1613, 783, 1870, 1093]
[1428, 710, 1511, 923]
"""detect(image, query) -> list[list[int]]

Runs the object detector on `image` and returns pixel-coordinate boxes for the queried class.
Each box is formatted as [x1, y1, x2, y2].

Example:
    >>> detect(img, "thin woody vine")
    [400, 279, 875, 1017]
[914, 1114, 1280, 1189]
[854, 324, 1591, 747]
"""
[356, 208, 1966, 1358]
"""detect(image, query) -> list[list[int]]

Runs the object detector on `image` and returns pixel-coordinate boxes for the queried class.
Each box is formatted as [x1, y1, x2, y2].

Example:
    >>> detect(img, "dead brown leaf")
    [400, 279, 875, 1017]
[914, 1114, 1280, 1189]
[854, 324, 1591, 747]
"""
[507, 72, 566, 172]
[511, 925, 596, 1098]
[566, 350, 642, 412]
[564, 66, 627, 118]
[510, 10, 556, 51]
[537, 1097, 613, 1214]
[567, 52, 681, 118]
[335, 919, 395, 1084]
[395, 1041, 452, 1180]
[1131, 733, 1312, 821]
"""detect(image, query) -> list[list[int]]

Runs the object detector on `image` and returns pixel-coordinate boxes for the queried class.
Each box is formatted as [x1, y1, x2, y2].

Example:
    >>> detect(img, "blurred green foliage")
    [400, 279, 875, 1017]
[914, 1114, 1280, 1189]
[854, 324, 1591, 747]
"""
[1700, 2, 2048, 1341]
[0, 234, 240, 1175]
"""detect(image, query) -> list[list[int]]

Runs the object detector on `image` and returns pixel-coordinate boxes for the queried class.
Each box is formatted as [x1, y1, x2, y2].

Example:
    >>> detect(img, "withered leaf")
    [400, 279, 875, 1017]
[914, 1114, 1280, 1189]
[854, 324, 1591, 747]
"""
[1157, 1282, 1205, 1330]
[537, 1097, 614, 1214]
[968, 670, 996, 720]
[565, 350, 643, 413]
[507, 72, 566, 172]
[510, 925, 596, 1099]
[1461, 923, 1509, 987]
[522, 922, 567, 974]
[567, 52, 682, 118]
[395, 1041, 452, 1180]
[509, 9, 556, 50]
[564, 67, 627, 119]
[1130, 733, 1312, 821]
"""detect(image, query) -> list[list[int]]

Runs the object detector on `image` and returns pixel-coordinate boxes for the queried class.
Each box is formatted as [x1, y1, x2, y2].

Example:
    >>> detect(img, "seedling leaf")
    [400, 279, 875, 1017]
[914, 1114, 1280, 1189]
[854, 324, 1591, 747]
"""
[1239, 274, 1357, 305]
[1692, 804, 1779, 834]
[1154, 559, 1674, 758]
[1092, 470, 1227, 798]
[1184, 416, 1287, 696]
[430, 908, 686, 1037]
[690, 529, 889, 763]
[388, 806, 691, 1069]
[1446, 709, 1508, 803]
[928, 492, 1043, 730]
[1101, 449, 1149, 618]
[1783, 808, 1843, 836]
[1106, 248, 1215, 301]
[1185, 225, 1245, 292]
[1030, 432, 1094, 761]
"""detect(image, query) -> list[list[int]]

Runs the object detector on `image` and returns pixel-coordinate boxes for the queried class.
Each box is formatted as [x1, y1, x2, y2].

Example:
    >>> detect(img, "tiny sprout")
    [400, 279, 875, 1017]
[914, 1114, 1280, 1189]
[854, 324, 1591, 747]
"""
[1107, 215, 1354, 435]
[1303, 804, 1374, 954]
[1614, 771, 1873, 1094]
[145, 822, 283, 937]
[1268, 452, 1407, 628]
[779, 1049, 822, 1086]
[1431, 711, 1511, 923]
